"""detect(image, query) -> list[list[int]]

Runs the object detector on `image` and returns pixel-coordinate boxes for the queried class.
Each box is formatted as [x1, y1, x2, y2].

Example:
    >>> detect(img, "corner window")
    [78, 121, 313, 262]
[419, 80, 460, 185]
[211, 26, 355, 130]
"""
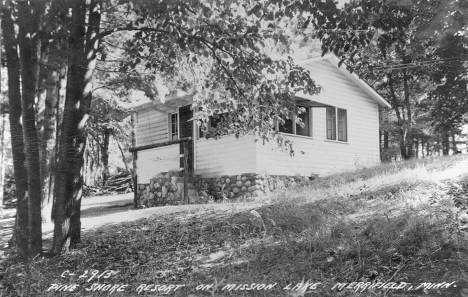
[169, 113, 178, 140]
[337, 109, 347, 142]
[326, 107, 347, 142]
[278, 105, 312, 137]
[199, 113, 228, 139]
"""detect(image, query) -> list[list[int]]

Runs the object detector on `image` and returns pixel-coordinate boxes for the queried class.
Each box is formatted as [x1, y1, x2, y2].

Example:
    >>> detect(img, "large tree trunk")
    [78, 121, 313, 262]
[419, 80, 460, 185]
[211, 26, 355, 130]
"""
[52, 0, 101, 254]
[41, 53, 62, 224]
[17, 0, 44, 256]
[51, 61, 67, 222]
[2, 6, 30, 258]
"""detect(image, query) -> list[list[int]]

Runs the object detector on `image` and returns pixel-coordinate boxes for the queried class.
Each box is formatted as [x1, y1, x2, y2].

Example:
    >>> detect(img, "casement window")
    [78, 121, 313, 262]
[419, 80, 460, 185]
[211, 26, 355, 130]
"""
[278, 105, 312, 137]
[169, 113, 179, 140]
[326, 107, 347, 142]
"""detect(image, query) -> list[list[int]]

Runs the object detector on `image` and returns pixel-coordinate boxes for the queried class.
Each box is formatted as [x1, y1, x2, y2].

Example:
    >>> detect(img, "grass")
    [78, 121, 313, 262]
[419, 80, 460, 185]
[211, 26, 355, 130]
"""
[1, 155, 468, 296]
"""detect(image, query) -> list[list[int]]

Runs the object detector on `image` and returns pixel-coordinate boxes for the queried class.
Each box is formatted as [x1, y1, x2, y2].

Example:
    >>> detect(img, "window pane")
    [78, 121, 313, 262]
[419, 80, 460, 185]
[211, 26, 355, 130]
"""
[171, 113, 178, 140]
[296, 107, 311, 136]
[326, 107, 336, 140]
[338, 109, 347, 141]
[279, 118, 293, 134]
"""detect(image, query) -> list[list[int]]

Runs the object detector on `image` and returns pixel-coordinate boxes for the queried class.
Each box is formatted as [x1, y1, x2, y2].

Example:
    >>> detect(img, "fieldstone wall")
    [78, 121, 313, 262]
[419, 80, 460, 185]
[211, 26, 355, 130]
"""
[137, 172, 316, 207]
[197, 173, 313, 200]
[137, 173, 202, 208]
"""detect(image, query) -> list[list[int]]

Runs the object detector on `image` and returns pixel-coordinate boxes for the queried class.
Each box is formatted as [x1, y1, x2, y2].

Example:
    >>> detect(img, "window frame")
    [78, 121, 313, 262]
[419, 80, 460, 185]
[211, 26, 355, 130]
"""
[326, 106, 348, 143]
[168, 112, 179, 141]
[276, 105, 313, 138]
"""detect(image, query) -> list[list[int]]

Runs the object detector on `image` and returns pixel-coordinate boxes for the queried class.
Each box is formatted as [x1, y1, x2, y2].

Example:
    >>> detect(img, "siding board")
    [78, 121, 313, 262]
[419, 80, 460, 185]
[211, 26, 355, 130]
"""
[195, 135, 256, 178]
[136, 144, 180, 183]
[135, 109, 169, 147]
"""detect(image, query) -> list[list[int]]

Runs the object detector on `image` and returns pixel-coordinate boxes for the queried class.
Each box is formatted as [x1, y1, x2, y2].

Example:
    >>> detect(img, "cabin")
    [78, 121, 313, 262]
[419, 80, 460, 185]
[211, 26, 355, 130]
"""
[130, 54, 391, 206]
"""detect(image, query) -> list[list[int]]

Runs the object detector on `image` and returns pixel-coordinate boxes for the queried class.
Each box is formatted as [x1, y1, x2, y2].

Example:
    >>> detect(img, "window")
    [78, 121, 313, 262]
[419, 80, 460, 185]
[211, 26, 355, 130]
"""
[326, 107, 347, 142]
[337, 109, 347, 142]
[169, 113, 178, 140]
[198, 113, 228, 139]
[278, 105, 312, 137]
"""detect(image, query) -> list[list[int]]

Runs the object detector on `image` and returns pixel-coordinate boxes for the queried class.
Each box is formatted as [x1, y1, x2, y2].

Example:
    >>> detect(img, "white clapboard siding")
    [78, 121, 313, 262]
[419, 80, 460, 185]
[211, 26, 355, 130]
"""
[195, 134, 256, 178]
[137, 144, 180, 183]
[136, 108, 169, 146]
[256, 59, 380, 177]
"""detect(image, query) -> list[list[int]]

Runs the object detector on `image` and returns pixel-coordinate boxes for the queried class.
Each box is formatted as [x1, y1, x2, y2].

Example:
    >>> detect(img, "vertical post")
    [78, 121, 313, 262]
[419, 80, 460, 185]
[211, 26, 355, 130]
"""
[183, 141, 188, 204]
[131, 113, 138, 209]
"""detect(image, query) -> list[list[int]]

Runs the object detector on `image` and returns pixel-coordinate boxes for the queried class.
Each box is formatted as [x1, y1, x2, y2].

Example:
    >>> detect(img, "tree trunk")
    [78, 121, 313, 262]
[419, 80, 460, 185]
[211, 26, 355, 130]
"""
[387, 73, 408, 160]
[2, 6, 31, 259]
[384, 131, 389, 150]
[398, 127, 408, 159]
[403, 69, 414, 159]
[102, 126, 111, 184]
[451, 131, 457, 153]
[52, 0, 101, 254]
[116, 139, 129, 173]
[17, 0, 44, 256]
[414, 138, 419, 158]
[442, 132, 450, 155]
[421, 140, 425, 158]
[36, 43, 49, 181]
[41, 54, 61, 224]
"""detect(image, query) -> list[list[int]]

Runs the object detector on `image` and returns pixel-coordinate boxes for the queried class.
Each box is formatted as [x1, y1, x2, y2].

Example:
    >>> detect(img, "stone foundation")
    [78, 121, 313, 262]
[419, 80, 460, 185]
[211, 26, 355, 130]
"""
[136, 173, 202, 208]
[137, 173, 316, 207]
[198, 173, 313, 200]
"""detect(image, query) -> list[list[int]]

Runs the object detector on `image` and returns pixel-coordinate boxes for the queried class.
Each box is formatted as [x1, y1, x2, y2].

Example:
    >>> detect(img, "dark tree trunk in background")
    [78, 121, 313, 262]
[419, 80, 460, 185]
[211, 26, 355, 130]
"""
[17, 1, 44, 256]
[451, 131, 457, 153]
[102, 126, 111, 183]
[384, 131, 389, 150]
[421, 140, 425, 158]
[414, 138, 419, 158]
[387, 73, 411, 160]
[442, 132, 449, 155]
[116, 139, 130, 173]
[52, 0, 101, 254]
[403, 70, 414, 159]
[398, 127, 408, 159]
[2, 6, 30, 258]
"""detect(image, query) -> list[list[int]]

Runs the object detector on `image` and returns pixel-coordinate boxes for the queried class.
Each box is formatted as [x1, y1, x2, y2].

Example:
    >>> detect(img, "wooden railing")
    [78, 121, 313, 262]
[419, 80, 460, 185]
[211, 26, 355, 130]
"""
[129, 137, 192, 153]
